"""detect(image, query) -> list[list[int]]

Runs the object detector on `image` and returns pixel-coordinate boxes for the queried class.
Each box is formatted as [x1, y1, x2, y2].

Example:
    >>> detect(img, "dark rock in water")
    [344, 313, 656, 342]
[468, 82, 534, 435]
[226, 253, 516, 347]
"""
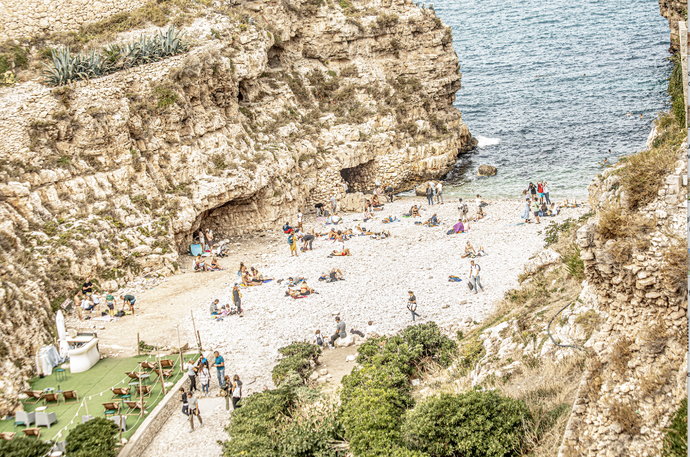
[477, 165, 497, 176]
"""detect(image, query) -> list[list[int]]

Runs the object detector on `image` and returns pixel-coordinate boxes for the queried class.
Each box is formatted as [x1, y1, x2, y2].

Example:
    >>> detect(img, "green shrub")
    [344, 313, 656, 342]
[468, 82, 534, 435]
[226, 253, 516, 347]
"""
[401, 322, 457, 368]
[341, 364, 412, 407]
[0, 437, 52, 457]
[668, 56, 685, 127]
[662, 397, 687, 457]
[401, 391, 531, 457]
[272, 341, 322, 385]
[563, 243, 584, 279]
[66, 417, 119, 457]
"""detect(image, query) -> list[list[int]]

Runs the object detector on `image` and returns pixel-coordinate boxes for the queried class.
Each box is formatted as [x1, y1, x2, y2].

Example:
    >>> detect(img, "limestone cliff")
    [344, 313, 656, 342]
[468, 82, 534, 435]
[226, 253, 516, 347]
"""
[558, 133, 687, 456]
[659, 0, 687, 53]
[0, 0, 473, 412]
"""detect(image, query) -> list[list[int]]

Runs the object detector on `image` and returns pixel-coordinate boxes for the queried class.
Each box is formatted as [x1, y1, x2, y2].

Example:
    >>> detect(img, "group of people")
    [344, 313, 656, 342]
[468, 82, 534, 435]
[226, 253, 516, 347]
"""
[181, 351, 244, 431]
[424, 181, 444, 205]
[194, 254, 225, 272]
[312, 316, 379, 349]
[74, 278, 136, 320]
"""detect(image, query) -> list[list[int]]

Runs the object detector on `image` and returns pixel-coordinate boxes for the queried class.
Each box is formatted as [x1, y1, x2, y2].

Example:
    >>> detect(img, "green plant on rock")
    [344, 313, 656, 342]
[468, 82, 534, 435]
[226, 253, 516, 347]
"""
[0, 436, 52, 457]
[155, 86, 178, 109]
[662, 397, 687, 457]
[271, 341, 322, 385]
[401, 390, 531, 457]
[66, 417, 119, 457]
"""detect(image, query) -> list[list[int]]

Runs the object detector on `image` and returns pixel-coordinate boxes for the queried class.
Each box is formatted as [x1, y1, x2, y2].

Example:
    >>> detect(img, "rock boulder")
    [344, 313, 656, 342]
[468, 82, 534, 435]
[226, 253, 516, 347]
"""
[477, 165, 497, 176]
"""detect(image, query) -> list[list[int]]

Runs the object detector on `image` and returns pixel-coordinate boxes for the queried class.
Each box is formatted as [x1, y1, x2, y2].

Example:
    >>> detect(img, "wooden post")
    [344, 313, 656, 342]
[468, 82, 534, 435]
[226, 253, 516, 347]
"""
[197, 330, 203, 353]
[157, 353, 166, 396]
[190, 311, 199, 352]
[176, 325, 183, 374]
[136, 333, 140, 356]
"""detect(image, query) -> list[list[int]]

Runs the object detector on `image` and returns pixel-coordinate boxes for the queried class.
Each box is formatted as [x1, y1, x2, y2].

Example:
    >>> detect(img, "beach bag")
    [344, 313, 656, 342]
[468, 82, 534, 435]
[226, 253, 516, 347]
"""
[467, 282, 474, 291]
[446, 229, 454, 235]
[287, 234, 294, 245]
[316, 334, 324, 346]
[220, 389, 227, 397]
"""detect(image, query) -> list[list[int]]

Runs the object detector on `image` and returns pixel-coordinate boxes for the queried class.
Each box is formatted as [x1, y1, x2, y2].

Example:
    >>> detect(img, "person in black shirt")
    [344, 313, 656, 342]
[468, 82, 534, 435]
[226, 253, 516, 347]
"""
[82, 278, 93, 296]
[315, 202, 325, 217]
[385, 184, 394, 203]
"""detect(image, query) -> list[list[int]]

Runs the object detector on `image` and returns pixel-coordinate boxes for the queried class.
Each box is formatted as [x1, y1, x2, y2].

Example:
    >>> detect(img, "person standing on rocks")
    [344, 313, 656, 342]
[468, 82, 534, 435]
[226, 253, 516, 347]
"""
[329, 316, 346, 348]
[407, 291, 420, 321]
[520, 197, 531, 223]
[199, 363, 211, 397]
[185, 357, 198, 392]
[212, 351, 225, 388]
[232, 374, 243, 410]
[436, 181, 443, 204]
[302, 231, 315, 251]
[232, 284, 243, 314]
[425, 184, 434, 206]
[82, 278, 93, 297]
[459, 198, 468, 222]
[469, 260, 484, 294]
[315, 202, 325, 217]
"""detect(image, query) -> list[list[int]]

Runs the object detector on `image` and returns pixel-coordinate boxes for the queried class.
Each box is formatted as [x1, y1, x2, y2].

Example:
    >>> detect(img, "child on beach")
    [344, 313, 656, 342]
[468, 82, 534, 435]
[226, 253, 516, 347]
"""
[106, 293, 115, 317]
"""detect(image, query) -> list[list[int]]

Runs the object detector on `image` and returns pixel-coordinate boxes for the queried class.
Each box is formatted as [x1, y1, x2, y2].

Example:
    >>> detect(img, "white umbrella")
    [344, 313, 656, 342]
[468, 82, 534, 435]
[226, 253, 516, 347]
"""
[56, 310, 69, 359]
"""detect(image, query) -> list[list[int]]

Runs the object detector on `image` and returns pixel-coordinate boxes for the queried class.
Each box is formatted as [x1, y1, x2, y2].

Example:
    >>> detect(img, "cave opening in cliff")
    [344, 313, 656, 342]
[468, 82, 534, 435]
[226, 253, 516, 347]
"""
[340, 159, 377, 193]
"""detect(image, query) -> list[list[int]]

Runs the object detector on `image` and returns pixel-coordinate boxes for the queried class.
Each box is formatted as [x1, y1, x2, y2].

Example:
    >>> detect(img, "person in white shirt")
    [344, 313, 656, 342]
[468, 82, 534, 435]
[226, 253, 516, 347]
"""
[436, 182, 443, 204]
[81, 297, 95, 312]
[469, 260, 484, 294]
[365, 320, 378, 338]
[375, 178, 381, 188]
[543, 182, 551, 205]
[297, 209, 303, 231]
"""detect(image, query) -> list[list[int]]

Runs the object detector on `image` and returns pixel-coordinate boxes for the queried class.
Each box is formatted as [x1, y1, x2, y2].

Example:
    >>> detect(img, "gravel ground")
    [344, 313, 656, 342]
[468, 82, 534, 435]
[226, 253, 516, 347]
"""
[143, 197, 588, 457]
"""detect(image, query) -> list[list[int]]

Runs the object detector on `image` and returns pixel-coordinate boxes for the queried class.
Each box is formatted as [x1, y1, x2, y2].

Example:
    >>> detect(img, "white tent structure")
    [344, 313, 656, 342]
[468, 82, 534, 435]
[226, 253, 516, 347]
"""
[56, 310, 69, 359]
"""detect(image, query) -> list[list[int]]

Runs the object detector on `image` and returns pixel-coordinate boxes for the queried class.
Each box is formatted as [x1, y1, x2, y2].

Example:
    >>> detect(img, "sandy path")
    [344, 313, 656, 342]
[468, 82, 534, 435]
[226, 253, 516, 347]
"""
[68, 196, 587, 457]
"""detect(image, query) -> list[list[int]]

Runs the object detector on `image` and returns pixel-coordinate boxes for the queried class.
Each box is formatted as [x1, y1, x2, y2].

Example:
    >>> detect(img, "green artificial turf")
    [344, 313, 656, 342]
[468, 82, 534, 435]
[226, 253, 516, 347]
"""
[0, 354, 189, 442]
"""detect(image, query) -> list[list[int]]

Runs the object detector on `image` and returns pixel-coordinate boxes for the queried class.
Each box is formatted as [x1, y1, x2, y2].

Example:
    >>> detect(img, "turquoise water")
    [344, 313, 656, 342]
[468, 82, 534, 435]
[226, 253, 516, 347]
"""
[436, 0, 672, 199]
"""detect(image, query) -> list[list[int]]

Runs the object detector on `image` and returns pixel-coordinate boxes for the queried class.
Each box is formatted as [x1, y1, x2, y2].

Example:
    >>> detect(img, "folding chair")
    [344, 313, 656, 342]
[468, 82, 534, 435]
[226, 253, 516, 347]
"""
[102, 402, 121, 418]
[22, 391, 44, 404]
[111, 387, 131, 400]
[22, 428, 41, 439]
[124, 400, 146, 416]
[135, 384, 152, 399]
[43, 392, 60, 406]
[62, 390, 78, 404]
[159, 359, 175, 369]
[139, 361, 156, 370]
[0, 432, 16, 440]
[151, 368, 173, 383]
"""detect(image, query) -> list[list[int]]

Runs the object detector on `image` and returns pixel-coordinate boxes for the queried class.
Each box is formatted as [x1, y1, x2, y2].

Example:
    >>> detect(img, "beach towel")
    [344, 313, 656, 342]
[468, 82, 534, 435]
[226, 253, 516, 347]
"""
[189, 244, 202, 256]
[262, 279, 273, 283]
[448, 276, 462, 282]
[316, 217, 327, 222]
[291, 295, 308, 299]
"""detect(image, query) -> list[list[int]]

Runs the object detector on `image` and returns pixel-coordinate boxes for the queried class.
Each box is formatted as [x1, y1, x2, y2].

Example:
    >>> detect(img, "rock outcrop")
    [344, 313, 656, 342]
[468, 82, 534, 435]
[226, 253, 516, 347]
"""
[558, 141, 687, 457]
[658, 0, 687, 53]
[477, 164, 497, 176]
[0, 0, 473, 412]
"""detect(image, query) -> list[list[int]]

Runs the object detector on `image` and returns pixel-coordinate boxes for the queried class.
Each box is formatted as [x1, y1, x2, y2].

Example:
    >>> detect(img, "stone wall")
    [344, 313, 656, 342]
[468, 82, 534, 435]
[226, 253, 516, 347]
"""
[0, 0, 147, 42]
[0, 0, 473, 414]
[558, 142, 687, 456]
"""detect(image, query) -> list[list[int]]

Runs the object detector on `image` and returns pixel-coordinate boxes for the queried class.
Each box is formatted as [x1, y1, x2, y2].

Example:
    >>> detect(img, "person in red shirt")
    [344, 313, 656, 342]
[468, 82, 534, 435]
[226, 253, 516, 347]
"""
[537, 181, 544, 204]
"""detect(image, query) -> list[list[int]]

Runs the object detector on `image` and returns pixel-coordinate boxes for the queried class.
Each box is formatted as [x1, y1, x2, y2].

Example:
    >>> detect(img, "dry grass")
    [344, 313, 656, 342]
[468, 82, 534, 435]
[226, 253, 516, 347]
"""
[639, 362, 672, 397]
[605, 397, 640, 434]
[597, 203, 656, 245]
[640, 317, 668, 355]
[583, 356, 604, 402]
[608, 336, 632, 377]
[661, 236, 688, 296]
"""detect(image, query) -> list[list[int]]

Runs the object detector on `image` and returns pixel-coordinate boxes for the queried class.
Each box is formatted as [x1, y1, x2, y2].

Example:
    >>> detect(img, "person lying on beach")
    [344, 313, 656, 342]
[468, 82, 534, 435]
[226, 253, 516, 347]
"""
[453, 219, 468, 233]
[370, 231, 391, 240]
[423, 214, 440, 227]
[329, 248, 352, 257]
[355, 225, 374, 235]
[546, 203, 560, 216]
[461, 241, 476, 258]
[381, 215, 399, 223]
[329, 214, 343, 225]
[285, 288, 303, 298]
[468, 207, 485, 222]
[329, 268, 344, 281]
[194, 255, 208, 272]
[287, 276, 306, 286]
[300, 281, 315, 295]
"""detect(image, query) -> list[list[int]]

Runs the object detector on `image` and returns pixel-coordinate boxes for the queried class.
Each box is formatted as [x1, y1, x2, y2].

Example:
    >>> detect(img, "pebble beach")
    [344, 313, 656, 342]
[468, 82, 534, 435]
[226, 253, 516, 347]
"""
[143, 196, 589, 456]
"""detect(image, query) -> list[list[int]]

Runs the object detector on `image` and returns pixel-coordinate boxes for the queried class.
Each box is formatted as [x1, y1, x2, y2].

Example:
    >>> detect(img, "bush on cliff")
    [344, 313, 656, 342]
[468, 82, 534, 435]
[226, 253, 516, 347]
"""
[662, 396, 687, 457]
[401, 390, 531, 457]
[272, 341, 322, 385]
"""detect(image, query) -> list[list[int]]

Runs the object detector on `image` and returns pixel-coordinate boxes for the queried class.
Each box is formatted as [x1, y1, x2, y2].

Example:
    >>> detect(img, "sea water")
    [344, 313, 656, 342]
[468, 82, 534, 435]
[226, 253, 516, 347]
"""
[435, 0, 672, 199]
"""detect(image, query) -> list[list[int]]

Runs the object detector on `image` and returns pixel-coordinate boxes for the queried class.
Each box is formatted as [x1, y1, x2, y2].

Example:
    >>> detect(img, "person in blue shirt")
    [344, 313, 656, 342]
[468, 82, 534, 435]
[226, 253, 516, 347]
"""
[212, 351, 225, 388]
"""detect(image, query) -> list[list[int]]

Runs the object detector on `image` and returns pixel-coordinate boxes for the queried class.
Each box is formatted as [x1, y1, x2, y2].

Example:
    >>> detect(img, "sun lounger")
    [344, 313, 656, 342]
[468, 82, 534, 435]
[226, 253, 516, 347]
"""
[159, 359, 175, 368]
[102, 402, 121, 418]
[0, 432, 15, 440]
[135, 385, 152, 399]
[151, 368, 173, 382]
[62, 390, 78, 404]
[139, 361, 156, 370]
[124, 400, 146, 416]
[43, 392, 60, 406]
[22, 390, 44, 404]
[111, 387, 131, 400]
[22, 428, 41, 438]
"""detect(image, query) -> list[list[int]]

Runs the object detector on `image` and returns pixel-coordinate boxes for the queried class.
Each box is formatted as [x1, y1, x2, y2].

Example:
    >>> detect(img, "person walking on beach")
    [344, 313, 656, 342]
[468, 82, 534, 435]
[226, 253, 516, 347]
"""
[531, 198, 541, 224]
[436, 181, 443, 204]
[180, 387, 189, 417]
[543, 181, 551, 205]
[221, 375, 231, 410]
[188, 391, 203, 431]
[288, 231, 298, 257]
[232, 284, 243, 314]
[199, 363, 211, 397]
[185, 357, 198, 392]
[212, 351, 225, 388]
[426, 184, 434, 206]
[407, 291, 420, 321]
[329, 316, 346, 348]
[232, 374, 243, 410]
[297, 209, 303, 231]
[521, 197, 531, 223]
[469, 260, 484, 294]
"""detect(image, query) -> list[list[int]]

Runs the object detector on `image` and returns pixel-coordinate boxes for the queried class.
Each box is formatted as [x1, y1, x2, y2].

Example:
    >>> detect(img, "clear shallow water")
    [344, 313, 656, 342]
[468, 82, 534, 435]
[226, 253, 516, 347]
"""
[435, 0, 672, 199]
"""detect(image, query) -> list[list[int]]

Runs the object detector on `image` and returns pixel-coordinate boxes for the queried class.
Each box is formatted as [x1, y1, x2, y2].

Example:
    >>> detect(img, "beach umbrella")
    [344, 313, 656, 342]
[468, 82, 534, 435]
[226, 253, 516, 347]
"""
[56, 310, 69, 359]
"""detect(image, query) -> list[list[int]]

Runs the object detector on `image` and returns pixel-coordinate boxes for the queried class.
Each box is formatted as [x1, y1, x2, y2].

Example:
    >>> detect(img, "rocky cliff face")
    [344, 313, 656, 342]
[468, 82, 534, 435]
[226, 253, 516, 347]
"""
[0, 0, 473, 412]
[659, 0, 687, 53]
[558, 137, 687, 456]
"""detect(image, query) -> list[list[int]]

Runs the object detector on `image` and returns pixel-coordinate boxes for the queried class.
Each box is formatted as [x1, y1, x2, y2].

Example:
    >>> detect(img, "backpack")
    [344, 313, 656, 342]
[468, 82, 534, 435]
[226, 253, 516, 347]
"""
[287, 234, 294, 245]
[316, 334, 324, 346]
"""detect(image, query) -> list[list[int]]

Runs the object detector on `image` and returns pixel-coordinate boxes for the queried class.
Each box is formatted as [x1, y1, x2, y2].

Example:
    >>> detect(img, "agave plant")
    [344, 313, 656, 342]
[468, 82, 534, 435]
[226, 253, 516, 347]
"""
[42, 48, 75, 86]
[158, 26, 188, 56]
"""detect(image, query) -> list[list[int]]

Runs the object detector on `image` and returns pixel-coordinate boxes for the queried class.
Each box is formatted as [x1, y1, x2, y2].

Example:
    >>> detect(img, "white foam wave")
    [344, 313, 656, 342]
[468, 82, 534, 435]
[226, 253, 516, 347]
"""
[475, 135, 501, 148]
